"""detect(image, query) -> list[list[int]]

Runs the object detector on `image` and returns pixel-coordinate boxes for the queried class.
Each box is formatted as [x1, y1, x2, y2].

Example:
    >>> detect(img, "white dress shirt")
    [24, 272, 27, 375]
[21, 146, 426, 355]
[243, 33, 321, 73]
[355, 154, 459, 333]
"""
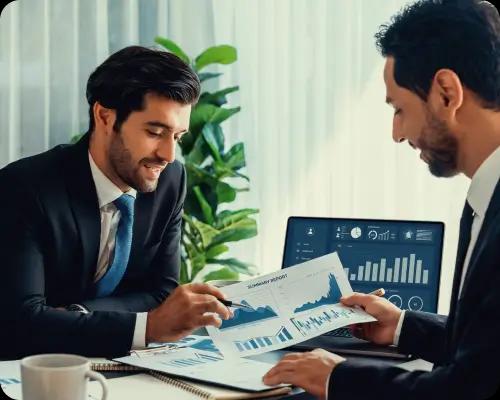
[394, 145, 500, 346]
[88, 153, 148, 349]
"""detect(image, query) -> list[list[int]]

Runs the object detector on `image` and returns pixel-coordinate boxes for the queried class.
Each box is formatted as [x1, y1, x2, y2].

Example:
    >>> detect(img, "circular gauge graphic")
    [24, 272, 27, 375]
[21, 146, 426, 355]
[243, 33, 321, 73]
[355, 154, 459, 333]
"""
[408, 296, 424, 311]
[350, 227, 362, 239]
[388, 295, 403, 308]
[368, 230, 378, 240]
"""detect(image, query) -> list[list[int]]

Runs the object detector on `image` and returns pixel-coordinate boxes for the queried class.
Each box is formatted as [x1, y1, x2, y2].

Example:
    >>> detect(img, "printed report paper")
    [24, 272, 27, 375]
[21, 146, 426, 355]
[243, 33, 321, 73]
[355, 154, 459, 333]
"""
[206, 251, 376, 357]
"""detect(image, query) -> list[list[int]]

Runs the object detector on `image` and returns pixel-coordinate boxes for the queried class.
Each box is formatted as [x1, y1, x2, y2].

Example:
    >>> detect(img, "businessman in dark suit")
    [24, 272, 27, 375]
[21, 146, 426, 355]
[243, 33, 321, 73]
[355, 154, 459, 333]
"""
[0, 46, 231, 358]
[264, 1, 500, 398]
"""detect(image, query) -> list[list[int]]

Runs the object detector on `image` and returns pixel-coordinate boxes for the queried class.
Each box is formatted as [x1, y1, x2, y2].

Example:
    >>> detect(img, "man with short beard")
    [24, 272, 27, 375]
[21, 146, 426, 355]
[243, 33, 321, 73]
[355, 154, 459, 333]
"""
[264, 1, 500, 399]
[0, 46, 232, 358]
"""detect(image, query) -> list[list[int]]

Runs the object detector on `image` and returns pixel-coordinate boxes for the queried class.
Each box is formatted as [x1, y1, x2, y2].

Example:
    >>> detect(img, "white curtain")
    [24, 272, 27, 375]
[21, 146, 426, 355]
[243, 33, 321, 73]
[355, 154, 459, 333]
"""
[0, 0, 469, 314]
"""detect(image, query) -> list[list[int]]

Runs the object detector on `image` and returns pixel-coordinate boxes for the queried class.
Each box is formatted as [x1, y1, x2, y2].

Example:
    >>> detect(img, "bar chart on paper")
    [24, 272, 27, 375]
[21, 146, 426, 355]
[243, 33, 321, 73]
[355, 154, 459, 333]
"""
[234, 326, 294, 352]
[291, 306, 357, 336]
[159, 351, 223, 368]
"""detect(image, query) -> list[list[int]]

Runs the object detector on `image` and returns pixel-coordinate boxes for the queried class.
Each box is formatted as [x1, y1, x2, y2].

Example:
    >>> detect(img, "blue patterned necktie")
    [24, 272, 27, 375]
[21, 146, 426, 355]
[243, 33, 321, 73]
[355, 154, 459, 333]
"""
[94, 194, 135, 298]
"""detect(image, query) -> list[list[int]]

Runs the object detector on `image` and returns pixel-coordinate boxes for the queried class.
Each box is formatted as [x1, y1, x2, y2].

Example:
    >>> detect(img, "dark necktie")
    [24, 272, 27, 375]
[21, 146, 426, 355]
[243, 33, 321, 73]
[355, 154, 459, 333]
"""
[94, 194, 135, 298]
[449, 200, 474, 309]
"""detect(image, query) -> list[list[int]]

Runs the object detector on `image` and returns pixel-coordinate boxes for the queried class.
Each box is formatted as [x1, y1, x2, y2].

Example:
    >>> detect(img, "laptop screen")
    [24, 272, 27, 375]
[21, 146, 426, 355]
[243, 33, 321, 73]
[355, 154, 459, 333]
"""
[282, 217, 444, 313]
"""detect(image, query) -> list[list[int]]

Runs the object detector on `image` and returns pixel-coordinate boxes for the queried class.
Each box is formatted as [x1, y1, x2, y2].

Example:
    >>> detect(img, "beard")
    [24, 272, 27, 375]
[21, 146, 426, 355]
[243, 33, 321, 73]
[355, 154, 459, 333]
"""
[417, 110, 459, 178]
[108, 129, 161, 193]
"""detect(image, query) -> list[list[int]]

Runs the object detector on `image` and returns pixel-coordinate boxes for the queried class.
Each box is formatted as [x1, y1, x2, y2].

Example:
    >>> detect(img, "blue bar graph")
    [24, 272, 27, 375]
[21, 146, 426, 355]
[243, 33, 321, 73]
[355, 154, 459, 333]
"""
[159, 352, 223, 368]
[290, 307, 356, 336]
[233, 326, 294, 353]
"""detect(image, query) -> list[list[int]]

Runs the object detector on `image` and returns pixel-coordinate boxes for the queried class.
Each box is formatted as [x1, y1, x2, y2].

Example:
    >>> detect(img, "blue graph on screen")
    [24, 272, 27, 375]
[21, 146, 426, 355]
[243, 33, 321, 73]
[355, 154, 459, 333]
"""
[294, 273, 341, 313]
[219, 300, 278, 330]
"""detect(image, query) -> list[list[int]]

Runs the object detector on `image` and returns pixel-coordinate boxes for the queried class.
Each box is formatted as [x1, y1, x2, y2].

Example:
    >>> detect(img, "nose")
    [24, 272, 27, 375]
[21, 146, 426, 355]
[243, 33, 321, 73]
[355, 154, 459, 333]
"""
[392, 120, 405, 144]
[156, 135, 176, 163]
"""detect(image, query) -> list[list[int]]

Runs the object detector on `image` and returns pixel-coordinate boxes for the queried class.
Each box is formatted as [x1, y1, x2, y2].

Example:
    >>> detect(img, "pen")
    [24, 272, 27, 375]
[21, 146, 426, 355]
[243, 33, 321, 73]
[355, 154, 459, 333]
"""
[368, 288, 385, 297]
[219, 298, 255, 311]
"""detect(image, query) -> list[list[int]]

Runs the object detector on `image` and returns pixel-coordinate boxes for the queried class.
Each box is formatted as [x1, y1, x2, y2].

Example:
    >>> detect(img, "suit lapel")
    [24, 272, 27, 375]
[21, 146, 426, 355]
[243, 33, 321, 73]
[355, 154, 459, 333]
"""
[64, 133, 101, 290]
[459, 179, 500, 300]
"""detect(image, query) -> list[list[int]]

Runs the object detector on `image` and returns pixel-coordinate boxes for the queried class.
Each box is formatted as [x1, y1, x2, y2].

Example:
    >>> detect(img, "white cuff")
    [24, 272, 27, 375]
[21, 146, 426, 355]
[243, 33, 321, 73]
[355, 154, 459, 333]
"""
[393, 310, 406, 346]
[131, 312, 148, 349]
[325, 373, 331, 399]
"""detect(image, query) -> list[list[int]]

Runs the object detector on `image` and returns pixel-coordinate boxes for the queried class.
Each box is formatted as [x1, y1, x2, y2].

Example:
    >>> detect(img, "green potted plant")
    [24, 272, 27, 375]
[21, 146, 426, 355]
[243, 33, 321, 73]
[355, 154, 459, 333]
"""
[155, 37, 259, 284]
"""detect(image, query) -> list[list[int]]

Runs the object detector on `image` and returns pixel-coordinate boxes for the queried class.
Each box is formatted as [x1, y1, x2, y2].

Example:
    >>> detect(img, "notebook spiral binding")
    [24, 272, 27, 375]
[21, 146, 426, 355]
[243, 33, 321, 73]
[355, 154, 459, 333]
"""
[91, 362, 213, 399]
[91, 362, 143, 372]
[148, 371, 213, 399]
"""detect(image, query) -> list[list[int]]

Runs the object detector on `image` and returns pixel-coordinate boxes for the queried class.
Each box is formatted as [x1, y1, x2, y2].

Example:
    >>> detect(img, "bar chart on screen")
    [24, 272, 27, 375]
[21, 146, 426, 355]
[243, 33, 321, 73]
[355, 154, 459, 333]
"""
[343, 252, 431, 285]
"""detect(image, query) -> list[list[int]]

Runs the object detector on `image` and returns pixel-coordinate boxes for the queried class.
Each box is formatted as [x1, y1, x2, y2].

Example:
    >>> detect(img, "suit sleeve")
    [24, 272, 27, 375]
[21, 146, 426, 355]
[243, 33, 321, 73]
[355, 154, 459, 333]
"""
[397, 311, 448, 363]
[81, 164, 186, 313]
[0, 170, 136, 358]
[328, 261, 500, 400]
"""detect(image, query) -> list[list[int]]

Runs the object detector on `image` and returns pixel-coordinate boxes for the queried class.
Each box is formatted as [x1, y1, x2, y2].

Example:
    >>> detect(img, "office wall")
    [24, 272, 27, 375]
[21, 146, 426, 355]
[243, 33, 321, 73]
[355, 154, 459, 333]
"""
[0, 0, 469, 314]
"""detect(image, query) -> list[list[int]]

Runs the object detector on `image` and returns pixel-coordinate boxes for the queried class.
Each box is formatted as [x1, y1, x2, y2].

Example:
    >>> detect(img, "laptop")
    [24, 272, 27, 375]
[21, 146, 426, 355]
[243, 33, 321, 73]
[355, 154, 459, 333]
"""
[282, 216, 445, 358]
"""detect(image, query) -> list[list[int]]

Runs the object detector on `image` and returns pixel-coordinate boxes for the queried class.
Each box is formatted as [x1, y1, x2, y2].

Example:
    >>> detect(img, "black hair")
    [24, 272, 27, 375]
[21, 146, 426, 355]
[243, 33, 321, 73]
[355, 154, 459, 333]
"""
[85, 45, 200, 133]
[375, 0, 500, 109]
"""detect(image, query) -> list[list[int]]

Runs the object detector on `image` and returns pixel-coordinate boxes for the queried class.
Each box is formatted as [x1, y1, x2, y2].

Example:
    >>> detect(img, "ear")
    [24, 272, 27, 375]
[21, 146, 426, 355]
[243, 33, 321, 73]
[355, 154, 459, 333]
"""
[93, 102, 116, 135]
[429, 69, 463, 120]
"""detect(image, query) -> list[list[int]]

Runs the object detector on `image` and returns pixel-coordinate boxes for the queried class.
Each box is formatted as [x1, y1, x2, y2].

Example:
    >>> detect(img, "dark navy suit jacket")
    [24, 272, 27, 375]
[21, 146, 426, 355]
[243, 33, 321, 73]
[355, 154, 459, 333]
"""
[0, 133, 184, 357]
[330, 179, 500, 399]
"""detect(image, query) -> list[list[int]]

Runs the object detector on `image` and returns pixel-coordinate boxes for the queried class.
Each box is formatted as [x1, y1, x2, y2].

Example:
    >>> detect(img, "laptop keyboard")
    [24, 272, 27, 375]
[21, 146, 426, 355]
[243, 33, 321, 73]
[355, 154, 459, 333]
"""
[324, 327, 353, 338]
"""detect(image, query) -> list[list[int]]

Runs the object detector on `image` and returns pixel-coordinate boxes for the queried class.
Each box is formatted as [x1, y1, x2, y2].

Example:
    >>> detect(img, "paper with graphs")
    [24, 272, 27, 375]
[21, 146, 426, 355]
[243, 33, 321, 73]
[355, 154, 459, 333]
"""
[207, 252, 376, 357]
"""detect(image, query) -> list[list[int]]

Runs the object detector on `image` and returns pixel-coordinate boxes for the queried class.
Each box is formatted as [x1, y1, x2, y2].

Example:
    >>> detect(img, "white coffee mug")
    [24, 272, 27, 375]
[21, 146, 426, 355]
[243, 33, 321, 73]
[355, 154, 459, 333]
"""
[21, 354, 108, 400]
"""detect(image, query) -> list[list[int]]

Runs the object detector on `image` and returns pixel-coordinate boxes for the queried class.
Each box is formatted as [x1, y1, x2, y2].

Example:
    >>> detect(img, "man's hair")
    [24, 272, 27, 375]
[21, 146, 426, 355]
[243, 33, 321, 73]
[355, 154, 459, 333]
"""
[375, 0, 500, 109]
[86, 45, 201, 133]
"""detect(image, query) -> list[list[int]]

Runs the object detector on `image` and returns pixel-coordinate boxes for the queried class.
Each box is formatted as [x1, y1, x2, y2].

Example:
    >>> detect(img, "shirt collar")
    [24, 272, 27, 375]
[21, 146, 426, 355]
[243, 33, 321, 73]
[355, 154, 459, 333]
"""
[466, 145, 500, 218]
[88, 152, 137, 208]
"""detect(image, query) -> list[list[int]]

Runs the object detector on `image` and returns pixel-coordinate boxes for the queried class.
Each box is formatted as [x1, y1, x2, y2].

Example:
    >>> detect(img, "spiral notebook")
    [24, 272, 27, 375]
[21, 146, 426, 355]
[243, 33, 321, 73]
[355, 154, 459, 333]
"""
[90, 359, 291, 400]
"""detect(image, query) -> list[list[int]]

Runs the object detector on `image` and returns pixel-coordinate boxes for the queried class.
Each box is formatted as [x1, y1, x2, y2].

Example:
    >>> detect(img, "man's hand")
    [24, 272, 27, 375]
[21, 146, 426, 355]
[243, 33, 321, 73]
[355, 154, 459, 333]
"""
[341, 292, 402, 345]
[262, 349, 345, 400]
[146, 283, 233, 343]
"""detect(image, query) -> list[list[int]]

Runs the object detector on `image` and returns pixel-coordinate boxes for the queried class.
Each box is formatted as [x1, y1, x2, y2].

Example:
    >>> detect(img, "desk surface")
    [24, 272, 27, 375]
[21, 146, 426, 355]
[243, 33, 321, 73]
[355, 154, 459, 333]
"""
[101, 350, 408, 400]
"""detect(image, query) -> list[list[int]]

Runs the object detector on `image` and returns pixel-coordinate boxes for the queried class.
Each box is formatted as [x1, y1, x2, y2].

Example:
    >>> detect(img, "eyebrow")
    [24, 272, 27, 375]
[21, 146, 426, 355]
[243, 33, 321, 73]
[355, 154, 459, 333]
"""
[145, 121, 187, 133]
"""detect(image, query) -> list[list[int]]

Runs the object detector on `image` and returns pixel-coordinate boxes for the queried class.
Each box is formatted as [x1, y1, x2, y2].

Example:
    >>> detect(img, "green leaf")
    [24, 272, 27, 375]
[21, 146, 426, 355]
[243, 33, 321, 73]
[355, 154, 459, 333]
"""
[211, 217, 257, 246]
[223, 143, 246, 170]
[211, 106, 241, 125]
[180, 258, 190, 284]
[201, 123, 224, 162]
[154, 36, 190, 64]
[194, 45, 237, 72]
[192, 219, 220, 248]
[184, 133, 211, 165]
[206, 258, 257, 275]
[216, 209, 259, 230]
[199, 86, 239, 106]
[205, 244, 229, 259]
[70, 133, 84, 144]
[198, 72, 223, 82]
[193, 186, 215, 225]
[203, 267, 239, 282]
[190, 104, 241, 135]
[213, 161, 249, 181]
[216, 182, 236, 203]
